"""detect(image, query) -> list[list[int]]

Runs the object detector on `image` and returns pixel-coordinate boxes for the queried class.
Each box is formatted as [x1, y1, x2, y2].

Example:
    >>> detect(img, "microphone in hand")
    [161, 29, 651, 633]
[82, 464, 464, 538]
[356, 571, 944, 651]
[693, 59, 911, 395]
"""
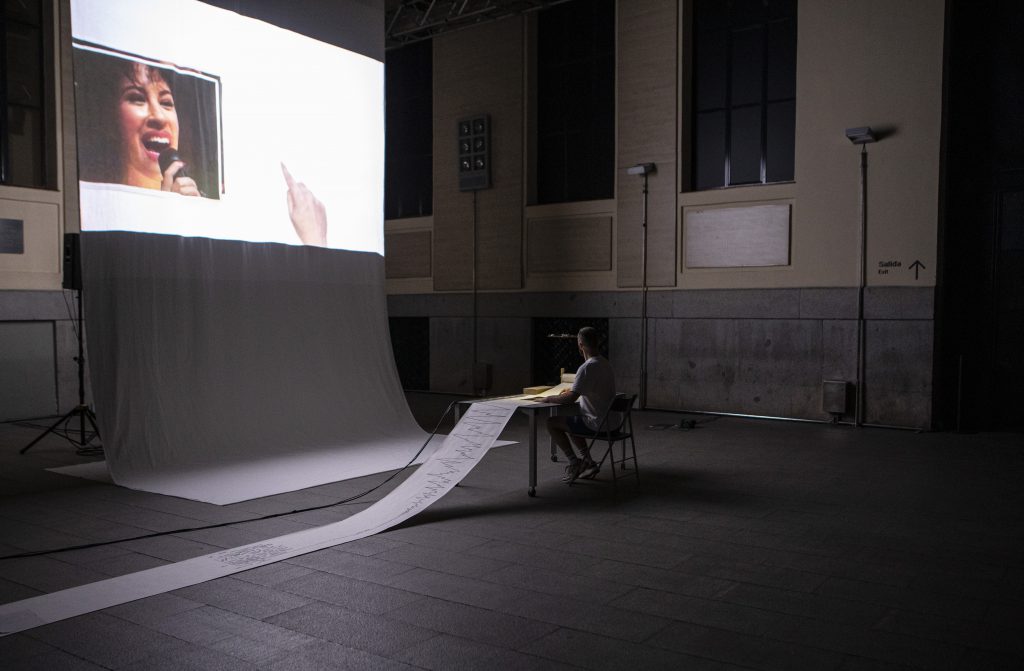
[158, 147, 201, 197]
[158, 147, 189, 180]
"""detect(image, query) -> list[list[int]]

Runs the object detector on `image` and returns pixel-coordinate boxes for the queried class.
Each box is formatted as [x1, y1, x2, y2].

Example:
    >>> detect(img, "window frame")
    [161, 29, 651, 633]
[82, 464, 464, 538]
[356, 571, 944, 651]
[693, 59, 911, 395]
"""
[533, 0, 616, 206]
[690, 0, 797, 191]
[0, 0, 57, 190]
[384, 38, 433, 221]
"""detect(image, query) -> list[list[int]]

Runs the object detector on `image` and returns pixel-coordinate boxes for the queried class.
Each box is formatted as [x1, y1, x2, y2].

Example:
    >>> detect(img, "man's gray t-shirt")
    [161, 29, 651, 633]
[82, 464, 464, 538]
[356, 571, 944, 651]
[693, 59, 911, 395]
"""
[572, 356, 618, 431]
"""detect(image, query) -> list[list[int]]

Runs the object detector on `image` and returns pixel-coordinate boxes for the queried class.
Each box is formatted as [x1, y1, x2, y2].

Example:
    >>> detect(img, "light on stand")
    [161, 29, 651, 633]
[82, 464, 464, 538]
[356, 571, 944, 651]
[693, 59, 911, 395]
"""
[847, 126, 878, 427]
[844, 127, 876, 144]
[631, 162, 656, 409]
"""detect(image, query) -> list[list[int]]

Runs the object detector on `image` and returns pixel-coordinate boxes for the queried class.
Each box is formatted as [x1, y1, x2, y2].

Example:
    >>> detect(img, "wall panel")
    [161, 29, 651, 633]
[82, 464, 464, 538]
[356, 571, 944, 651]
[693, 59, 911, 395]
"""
[616, 0, 678, 288]
[432, 19, 524, 291]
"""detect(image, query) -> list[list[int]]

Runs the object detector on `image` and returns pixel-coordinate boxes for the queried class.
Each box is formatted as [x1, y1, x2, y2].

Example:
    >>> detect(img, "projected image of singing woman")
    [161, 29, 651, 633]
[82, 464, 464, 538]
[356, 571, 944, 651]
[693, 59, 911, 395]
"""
[74, 47, 221, 200]
[115, 62, 198, 195]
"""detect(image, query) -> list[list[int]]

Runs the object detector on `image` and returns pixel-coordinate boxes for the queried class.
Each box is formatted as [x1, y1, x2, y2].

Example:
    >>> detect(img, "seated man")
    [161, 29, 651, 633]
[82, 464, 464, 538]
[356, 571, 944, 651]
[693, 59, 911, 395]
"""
[540, 326, 619, 483]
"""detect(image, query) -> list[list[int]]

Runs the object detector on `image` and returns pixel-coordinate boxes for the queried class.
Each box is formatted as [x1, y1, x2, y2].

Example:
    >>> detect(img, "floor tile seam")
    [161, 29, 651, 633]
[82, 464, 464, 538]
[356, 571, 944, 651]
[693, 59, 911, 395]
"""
[23, 545, 150, 569]
[541, 543, 677, 569]
[623, 508, 792, 532]
[465, 571, 668, 613]
[206, 630, 325, 663]
[635, 603, 963, 670]
[712, 584, 894, 628]
[577, 573, 743, 602]
[112, 534, 237, 562]
[678, 552, 835, 584]
[757, 553, 922, 585]
[0, 635, 77, 665]
[22, 620, 186, 665]
[184, 602, 325, 647]
[470, 570, 636, 606]
[273, 575, 435, 613]
[0, 503, 126, 529]
[622, 623, 772, 671]
[292, 556, 422, 584]
[375, 532, 497, 553]
[369, 587, 528, 620]
[613, 518, 809, 544]
[461, 538, 620, 568]
[493, 629, 596, 670]
[860, 529, 1024, 557]
[276, 556, 411, 581]
[334, 535, 416, 554]
[866, 614, 1024, 658]
[900, 577, 1010, 603]
[840, 542, 1018, 570]
[812, 586, 1001, 624]
[0, 518, 99, 550]
[610, 584, 903, 639]
[365, 551, 517, 580]
[375, 601, 565, 651]
[821, 508, 1024, 536]
[138, 617, 239, 648]
[45, 645, 121, 670]
[376, 588, 670, 647]
[642, 621, 850, 669]
[638, 618, 872, 667]
[9, 498, 230, 532]
[1, 550, 114, 582]
[102, 598, 208, 629]
[0, 581, 46, 604]
[30, 488, 262, 524]
[1, 513, 208, 552]
[616, 525, 851, 561]
[509, 614, 679, 651]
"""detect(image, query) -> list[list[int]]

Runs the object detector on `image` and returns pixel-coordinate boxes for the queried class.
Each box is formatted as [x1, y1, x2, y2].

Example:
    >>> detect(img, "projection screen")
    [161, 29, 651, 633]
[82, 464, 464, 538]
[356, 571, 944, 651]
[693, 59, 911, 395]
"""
[71, 0, 429, 504]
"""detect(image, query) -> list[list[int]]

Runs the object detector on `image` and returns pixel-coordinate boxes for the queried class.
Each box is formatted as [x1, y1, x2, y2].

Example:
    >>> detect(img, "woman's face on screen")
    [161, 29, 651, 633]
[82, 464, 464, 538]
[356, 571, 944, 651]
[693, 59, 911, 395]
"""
[117, 64, 179, 189]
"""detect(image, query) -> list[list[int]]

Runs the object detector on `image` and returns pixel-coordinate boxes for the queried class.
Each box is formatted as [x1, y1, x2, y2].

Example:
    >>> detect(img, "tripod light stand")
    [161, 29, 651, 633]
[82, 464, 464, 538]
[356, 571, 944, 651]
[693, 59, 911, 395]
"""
[20, 286, 101, 455]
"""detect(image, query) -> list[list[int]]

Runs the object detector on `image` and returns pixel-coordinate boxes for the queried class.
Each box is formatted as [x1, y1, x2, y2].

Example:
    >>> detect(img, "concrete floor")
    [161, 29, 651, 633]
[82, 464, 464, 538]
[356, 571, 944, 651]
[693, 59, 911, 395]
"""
[1, 393, 1022, 670]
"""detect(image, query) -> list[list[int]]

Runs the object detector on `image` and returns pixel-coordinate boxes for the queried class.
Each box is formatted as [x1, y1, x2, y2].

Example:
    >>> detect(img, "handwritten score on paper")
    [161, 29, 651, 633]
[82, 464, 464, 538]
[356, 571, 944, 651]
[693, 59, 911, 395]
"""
[0, 401, 518, 636]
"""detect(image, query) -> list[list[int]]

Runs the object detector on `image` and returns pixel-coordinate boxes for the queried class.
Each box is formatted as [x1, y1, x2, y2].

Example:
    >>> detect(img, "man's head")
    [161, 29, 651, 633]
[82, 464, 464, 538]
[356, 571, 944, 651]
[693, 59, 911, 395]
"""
[577, 326, 599, 357]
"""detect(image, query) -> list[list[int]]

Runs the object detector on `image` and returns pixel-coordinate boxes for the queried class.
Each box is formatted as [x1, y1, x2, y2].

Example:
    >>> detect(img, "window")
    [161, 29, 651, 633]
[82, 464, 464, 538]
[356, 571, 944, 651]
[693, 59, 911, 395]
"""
[1, 0, 56, 189]
[385, 39, 432, 219]
[692, 0, 796, 190]
[535, 0, 615, 204]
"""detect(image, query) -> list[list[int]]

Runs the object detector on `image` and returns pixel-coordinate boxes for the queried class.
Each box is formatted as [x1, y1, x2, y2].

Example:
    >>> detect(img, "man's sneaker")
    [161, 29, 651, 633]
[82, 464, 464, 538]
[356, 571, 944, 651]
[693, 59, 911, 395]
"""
[579, 459, 600, 480]
[562, 460, 583, 483]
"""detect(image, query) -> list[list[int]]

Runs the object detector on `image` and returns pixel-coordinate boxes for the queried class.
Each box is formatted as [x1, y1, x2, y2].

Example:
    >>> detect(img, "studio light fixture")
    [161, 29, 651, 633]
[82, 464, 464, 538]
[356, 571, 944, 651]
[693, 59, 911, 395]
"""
[845, 127, 876, 145]
[627, 162, 657, 176]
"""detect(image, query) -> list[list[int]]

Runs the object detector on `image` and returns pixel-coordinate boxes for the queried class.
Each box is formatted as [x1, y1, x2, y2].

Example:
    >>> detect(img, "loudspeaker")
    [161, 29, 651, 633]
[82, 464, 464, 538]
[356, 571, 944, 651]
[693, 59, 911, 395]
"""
[458, 114, 491, 192]
[63, 233, 82, 290]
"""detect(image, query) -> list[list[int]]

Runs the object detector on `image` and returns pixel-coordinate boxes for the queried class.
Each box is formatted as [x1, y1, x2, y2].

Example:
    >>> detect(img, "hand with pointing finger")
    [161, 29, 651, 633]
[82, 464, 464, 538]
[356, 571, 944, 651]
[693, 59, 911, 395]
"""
[282, 162, 328, 247]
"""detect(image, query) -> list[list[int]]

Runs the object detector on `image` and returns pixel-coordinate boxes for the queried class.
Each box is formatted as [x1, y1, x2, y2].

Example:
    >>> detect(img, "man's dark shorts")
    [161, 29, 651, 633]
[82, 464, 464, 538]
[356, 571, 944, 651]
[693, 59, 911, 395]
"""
[566, 415, 598, 435]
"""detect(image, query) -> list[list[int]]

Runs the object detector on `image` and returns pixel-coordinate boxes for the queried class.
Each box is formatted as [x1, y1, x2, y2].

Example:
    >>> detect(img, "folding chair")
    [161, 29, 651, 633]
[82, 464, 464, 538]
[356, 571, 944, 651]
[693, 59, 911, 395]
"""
[569, 393, 639, 492]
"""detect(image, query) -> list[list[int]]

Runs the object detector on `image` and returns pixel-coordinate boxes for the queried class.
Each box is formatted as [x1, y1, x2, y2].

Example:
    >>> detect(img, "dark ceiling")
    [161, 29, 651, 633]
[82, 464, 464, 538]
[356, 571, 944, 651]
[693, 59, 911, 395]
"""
[385, 0, 571, 49]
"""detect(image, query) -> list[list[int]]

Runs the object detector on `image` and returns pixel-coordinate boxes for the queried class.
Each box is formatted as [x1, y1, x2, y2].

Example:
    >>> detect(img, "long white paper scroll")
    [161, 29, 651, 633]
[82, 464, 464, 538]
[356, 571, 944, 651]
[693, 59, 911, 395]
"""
[0, 400, 518, 636]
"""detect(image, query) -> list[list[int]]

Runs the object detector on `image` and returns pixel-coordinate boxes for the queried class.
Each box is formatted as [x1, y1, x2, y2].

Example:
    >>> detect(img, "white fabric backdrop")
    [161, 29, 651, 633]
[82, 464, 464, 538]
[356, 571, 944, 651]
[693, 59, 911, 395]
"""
[81, 233, 428, 503]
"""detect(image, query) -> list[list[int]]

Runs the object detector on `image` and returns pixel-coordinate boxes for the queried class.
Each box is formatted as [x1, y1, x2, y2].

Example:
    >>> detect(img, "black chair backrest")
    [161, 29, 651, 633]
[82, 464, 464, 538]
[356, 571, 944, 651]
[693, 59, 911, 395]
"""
[591, 394, 635, 436]
[609, 394, 635, 413]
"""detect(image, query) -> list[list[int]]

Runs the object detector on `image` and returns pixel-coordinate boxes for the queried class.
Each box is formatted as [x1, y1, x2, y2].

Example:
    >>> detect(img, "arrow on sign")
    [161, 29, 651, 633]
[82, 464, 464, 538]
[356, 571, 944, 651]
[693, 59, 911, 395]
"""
[909, 260, 925, 280]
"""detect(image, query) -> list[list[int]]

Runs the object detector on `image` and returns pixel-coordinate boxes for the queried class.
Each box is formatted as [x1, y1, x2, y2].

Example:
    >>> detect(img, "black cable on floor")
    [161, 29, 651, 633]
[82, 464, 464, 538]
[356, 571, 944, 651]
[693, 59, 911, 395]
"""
[0, 400, 462, 561]
[647, 414, 722, 431]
